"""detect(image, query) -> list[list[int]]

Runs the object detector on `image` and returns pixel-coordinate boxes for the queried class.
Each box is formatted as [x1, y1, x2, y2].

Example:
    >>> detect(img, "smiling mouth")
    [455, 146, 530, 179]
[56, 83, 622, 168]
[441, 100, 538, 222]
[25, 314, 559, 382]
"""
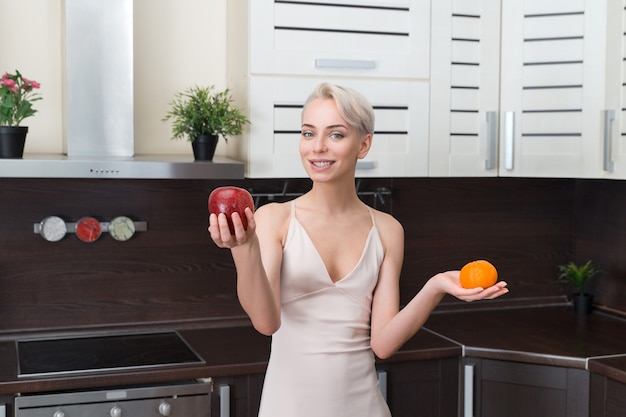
[312, 161, 333, 168]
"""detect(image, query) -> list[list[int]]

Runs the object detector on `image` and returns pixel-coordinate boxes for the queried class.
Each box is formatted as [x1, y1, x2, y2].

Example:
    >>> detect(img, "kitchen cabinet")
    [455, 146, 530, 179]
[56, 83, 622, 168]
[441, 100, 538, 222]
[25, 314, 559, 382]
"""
[227, 0, 430, 178]
[462, 358, 589, 417]
[590, 373, 626, 417]
[377, 357, 459, 417]
[211, 373, 264, 417]
[429, 0, 611, 178]
[209, 358, 458, 417]
[603, 0, 626, 179]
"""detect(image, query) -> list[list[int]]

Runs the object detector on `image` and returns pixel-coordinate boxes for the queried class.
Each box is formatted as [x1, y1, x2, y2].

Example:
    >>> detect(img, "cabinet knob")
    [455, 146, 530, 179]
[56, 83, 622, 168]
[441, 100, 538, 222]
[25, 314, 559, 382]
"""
[158, 401, 172, 416]
[53, 411, 65, 417]
[110, 405, 122, 417]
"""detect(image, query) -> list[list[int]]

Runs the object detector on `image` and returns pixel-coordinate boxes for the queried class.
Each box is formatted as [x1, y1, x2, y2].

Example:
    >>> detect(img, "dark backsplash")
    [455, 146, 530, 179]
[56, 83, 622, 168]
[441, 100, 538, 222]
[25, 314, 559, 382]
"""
[0, 177, 623, 336]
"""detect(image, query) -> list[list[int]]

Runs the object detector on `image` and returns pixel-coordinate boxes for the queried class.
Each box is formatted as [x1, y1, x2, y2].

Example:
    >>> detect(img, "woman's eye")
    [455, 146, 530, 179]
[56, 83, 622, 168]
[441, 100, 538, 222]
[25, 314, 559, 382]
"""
[301, 131, 314, 138]
[330, 133, 344, 140]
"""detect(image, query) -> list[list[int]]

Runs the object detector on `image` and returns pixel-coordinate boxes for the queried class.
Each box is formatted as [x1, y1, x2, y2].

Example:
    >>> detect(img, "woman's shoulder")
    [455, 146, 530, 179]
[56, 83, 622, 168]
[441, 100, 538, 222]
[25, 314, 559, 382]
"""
[255, 200, 292, 218]
[371, 208, 403, 231]
[370, 207, 404, 244]
[254, 200, 294, 238]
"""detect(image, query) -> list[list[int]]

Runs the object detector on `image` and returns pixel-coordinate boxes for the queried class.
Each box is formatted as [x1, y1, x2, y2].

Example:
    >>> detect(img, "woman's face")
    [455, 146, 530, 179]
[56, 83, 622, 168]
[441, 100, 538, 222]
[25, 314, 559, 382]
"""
[299, 98, 371, 182]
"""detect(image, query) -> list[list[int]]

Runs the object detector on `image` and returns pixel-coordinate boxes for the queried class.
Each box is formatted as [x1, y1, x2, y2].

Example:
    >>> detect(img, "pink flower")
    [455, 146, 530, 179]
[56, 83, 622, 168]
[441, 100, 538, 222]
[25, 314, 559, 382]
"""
[0, 70, 43, 126]
[1, 78, 17, 93]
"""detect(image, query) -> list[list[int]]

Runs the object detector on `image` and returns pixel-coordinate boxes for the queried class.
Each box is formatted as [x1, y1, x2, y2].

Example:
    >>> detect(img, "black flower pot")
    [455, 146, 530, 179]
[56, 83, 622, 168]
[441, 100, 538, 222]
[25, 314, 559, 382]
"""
[0, 126, 28, 158]
[191, 134, 219, 161]
[572, 293, 593, 316]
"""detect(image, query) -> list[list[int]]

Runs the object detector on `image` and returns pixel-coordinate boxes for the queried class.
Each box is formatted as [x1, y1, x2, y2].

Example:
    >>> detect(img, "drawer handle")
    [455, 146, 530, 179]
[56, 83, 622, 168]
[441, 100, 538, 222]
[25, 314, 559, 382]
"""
[219, 384, 230, 417]
[356, 160, 376, 170]
[604, 109, 615, 172]
[464, 364, 475, 417]
[503, 111, 515, 171]
[377, 370, 388, 402]
[485, 111, 497, 170]
[315, 59, 376, 69]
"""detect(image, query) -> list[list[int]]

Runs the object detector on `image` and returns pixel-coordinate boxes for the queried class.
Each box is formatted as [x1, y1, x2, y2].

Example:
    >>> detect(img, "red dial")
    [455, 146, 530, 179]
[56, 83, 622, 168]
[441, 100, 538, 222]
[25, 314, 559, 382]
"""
[75, 217, 102, 243]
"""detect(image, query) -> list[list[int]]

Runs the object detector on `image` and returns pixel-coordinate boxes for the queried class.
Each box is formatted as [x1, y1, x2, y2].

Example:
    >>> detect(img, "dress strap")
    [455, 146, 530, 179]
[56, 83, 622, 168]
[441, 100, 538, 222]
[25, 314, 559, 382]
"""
[367, 207, 376, 227]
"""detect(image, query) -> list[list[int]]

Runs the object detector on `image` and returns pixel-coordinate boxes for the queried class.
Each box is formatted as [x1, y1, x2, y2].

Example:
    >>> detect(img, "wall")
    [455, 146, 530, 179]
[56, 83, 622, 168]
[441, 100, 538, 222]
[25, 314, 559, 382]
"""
[0, 0, 231, 157]
[6, 176, 622, 339]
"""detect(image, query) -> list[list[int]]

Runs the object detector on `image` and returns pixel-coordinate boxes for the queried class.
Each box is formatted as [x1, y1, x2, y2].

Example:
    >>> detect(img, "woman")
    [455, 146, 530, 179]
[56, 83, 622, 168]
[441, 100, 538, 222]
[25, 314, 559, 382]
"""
[209, 83, 509, 416]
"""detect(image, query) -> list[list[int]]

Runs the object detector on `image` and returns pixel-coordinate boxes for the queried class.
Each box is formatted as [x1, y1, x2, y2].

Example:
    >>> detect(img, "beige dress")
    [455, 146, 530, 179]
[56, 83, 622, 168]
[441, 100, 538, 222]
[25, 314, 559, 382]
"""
[258, 202, 391, 417]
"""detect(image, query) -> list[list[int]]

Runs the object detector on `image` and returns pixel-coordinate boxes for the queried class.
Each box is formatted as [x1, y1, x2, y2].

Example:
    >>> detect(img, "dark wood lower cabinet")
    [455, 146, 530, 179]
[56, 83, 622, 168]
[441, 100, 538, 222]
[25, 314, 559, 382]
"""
[590, 373, 626, 417]
[463, 358, 589, 417]
[210, 358, 459, 417]
[211, 373, 265, 417]
[376, 358, 459, 417]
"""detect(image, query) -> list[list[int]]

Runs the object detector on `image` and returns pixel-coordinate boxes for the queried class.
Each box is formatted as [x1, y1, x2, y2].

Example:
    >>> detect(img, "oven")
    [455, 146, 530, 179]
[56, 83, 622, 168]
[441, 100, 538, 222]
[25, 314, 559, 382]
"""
[13, 332, 211, 417]
[14, 380, 211, 417]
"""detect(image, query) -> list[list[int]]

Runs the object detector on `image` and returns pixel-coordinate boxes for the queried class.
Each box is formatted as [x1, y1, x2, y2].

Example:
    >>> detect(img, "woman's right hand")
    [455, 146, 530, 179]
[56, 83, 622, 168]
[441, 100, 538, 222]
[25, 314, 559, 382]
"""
[209, 207, 256, 249]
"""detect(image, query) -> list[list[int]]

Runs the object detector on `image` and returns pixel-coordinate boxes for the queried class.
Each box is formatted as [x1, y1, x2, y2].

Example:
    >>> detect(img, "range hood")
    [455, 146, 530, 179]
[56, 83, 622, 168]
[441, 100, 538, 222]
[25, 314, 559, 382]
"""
[1, 0, 244, 180]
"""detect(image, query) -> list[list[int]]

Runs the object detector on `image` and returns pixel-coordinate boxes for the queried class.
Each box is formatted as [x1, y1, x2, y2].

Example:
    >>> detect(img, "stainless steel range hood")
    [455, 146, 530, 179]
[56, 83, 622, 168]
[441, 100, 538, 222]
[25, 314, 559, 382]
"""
[1, 0, 244, 179]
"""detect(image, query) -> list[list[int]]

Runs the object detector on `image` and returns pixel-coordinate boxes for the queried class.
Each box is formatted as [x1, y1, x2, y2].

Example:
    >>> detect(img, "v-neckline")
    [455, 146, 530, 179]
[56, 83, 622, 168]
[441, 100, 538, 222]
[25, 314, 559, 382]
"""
[292, 216, 375, 284]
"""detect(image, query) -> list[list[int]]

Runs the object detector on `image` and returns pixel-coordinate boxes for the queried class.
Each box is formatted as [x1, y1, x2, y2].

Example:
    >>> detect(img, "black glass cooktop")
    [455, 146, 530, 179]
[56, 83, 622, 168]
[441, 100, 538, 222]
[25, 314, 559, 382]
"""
[17, 331, 204, 378]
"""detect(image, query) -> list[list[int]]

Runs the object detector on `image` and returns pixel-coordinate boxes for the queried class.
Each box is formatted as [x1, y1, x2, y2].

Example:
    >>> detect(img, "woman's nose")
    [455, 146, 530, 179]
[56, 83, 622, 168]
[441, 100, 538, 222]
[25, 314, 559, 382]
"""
[313, 137, 327, 152]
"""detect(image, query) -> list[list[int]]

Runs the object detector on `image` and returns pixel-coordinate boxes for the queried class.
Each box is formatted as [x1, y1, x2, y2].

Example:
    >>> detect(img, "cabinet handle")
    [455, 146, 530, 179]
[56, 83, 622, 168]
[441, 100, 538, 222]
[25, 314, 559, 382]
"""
[219, 384, 230, 417]
[315, 59, 376, 69]
[464, 364, 475, 417]
[503, 111, 515, 171]
[604, 109, 615, 172]
[485, 111, 497, 170]
[376, 370, 388, 401]
[356, 160, 376, 170]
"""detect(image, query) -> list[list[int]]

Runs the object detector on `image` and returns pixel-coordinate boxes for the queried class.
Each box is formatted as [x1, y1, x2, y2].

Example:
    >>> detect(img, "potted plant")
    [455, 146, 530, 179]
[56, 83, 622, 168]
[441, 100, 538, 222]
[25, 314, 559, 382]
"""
[162, 85, 249, 161]
[0, 70, 42, 158]
[557, 260, 599, 316]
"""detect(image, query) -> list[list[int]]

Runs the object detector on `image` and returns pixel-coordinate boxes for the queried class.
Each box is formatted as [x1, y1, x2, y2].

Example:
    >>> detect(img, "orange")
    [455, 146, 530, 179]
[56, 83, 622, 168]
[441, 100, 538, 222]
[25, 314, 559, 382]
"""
[460, 260, 498, 289]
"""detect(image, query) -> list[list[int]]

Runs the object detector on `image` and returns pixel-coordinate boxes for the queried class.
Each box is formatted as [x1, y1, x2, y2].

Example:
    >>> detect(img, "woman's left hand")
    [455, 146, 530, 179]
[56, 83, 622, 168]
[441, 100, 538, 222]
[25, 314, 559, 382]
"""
[435, 271, 509, 302]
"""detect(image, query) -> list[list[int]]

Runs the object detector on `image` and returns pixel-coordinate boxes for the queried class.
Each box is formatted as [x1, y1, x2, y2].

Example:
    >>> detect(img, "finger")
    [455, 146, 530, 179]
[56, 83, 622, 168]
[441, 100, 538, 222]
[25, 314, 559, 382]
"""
[208, 213, 222, 242]
[217, 213, 235, 243]
[244, 207, 256, 231]
[231, 212, 247, 240]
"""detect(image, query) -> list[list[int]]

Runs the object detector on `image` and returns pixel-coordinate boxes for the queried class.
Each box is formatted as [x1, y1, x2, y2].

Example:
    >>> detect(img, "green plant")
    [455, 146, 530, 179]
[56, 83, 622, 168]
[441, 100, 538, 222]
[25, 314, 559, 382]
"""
[0, 70, 42, 126]
[557, 260, 599, 294]
[162, 85, 249, 143]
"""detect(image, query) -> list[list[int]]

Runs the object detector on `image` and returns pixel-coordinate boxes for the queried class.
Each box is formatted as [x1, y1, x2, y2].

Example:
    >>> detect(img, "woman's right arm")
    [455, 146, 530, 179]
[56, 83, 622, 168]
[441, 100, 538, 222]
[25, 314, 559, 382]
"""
[209, 203, 284, 335]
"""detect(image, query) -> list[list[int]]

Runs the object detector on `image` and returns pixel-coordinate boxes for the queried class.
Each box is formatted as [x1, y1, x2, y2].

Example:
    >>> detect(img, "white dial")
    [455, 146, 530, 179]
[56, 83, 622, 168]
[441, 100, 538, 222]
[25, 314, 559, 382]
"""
[40, 216, 67, 242]
[109, 216, 136, 241]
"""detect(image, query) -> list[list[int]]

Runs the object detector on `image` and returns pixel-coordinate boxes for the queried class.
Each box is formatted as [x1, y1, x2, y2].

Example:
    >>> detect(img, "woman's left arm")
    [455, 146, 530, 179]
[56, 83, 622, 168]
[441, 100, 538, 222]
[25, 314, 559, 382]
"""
[369, 214, 508, 359]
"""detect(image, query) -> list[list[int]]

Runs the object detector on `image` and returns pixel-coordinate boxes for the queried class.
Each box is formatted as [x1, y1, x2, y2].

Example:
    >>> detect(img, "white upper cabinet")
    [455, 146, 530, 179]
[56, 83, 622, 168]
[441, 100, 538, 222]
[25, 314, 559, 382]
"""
[429, 0, 613, 178]
[228, 0, 431, 178]
[249, 0, 430, 79]
[603, 0, 626, 179]
[243, 77, 429, 178]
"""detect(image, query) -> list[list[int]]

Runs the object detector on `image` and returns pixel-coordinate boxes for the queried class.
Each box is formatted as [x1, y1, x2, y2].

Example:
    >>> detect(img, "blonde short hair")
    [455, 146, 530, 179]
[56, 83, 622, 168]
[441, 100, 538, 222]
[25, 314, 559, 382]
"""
[302, 83, 375, 138]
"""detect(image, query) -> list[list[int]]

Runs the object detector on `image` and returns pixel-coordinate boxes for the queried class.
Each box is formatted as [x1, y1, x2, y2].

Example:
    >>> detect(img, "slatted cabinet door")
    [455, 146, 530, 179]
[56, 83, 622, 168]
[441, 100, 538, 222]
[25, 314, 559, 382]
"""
[603, 0, 626, 179]
[429, 0, 501, 177]
[249, 0, 430, 79]
[430, 0, 610, 178]
[246, 76, 429, 178]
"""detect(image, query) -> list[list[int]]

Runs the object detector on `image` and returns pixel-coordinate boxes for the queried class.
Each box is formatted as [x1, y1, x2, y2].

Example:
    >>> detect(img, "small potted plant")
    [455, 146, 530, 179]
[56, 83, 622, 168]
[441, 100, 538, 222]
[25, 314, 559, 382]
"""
[557, 260, 599, 316]
[162, 85, 249, 161]
[0, 70, 42, 158]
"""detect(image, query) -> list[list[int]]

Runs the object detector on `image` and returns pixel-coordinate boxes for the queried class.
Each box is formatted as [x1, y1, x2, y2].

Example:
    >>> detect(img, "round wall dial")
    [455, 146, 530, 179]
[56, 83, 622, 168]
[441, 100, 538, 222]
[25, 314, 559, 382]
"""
[75, 217, 102, 243]
[40, 216, 67, 242]
[109, 216, 136, 241]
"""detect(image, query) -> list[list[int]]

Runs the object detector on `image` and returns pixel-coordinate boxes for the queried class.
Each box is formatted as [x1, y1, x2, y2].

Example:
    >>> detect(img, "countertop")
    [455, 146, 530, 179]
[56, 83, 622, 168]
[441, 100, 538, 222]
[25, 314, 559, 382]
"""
[0, 322, 460, 395]
[424, 304, 626, 383]
[2, 304, 626, 395]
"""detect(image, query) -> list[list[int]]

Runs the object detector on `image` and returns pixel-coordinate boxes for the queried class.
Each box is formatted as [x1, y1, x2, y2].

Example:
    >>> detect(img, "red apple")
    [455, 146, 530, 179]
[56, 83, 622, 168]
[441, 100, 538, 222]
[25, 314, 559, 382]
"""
[208, 186, 255, 235]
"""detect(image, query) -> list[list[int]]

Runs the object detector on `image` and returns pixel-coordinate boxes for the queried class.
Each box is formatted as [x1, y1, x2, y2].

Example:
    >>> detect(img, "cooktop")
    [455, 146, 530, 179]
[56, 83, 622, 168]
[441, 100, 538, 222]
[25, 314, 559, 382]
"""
[16, 331, 204, 378]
